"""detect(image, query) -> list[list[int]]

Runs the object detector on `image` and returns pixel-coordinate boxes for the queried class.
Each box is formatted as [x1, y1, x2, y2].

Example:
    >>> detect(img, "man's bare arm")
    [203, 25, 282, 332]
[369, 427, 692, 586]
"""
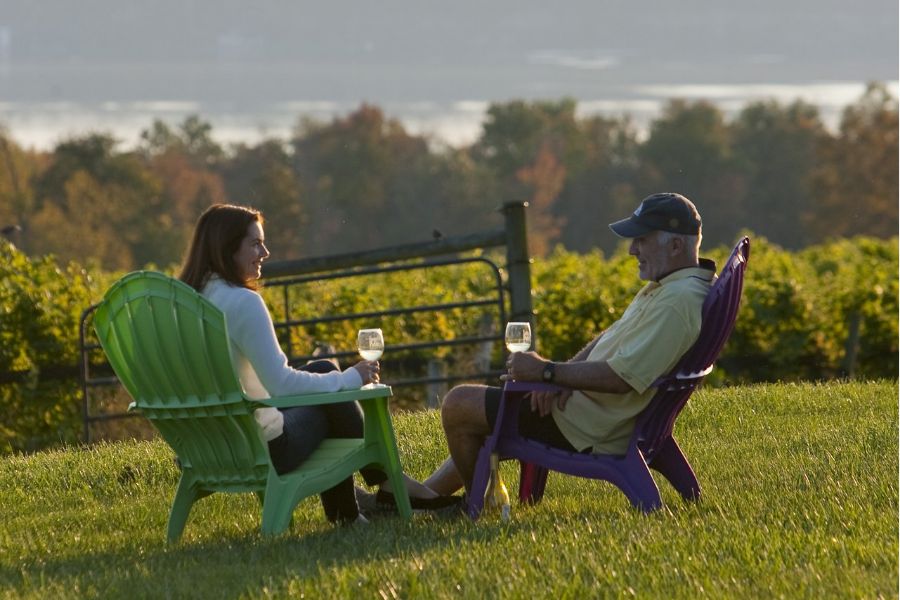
[554, 359, 632, 394]
[505, 351, 632, 394]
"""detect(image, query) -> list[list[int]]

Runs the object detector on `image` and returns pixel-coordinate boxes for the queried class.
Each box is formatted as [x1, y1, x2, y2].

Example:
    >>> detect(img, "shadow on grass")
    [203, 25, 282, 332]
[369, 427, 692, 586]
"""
[2, 469, 720, 593]
[1, 509, 519, 591]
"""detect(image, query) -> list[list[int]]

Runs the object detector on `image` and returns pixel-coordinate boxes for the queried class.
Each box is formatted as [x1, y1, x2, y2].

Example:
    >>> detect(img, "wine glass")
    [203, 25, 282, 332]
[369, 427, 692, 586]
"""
[505, 322, 532, 353]
[357, 328, 384, 361]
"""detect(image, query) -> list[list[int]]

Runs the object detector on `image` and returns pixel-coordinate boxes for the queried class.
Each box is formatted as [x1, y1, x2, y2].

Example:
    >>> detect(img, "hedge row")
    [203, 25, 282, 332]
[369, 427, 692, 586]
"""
[1, 234, 896, 454]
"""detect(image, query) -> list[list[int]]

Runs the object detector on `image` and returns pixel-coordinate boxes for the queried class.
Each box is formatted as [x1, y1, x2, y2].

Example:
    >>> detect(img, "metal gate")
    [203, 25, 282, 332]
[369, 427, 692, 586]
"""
[79, 202, 533, 442]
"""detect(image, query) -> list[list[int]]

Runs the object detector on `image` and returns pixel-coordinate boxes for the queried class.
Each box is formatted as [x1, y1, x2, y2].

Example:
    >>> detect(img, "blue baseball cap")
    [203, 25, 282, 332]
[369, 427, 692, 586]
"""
[609, 193, 702, 238]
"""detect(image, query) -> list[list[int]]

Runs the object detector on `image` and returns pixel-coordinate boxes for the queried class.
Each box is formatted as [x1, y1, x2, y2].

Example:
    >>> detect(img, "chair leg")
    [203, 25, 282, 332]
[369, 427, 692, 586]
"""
[380, 456, 412, 520]
[256, 490, 292, 530]
[518, 462, 549, 505]
[167, 475, 200, 543]
[648, 437, 701, 502]
[617, 454, 663, 513]
[366, 398, 412, 519]
[260, 477, 295, 536]
[467, 444, 494, 520]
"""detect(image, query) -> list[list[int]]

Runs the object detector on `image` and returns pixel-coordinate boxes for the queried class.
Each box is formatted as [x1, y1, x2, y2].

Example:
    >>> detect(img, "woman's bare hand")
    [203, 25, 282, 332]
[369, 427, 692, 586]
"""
[352, 360, 381, 385]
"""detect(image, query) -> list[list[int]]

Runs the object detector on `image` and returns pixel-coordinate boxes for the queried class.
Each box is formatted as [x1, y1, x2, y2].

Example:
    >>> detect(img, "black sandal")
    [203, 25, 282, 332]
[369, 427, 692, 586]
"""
[375, 490, 463, 511]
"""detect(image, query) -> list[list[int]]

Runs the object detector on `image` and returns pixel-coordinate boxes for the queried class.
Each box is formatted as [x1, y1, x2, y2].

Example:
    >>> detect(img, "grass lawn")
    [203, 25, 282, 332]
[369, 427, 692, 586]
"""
[1, 381, 896, 599]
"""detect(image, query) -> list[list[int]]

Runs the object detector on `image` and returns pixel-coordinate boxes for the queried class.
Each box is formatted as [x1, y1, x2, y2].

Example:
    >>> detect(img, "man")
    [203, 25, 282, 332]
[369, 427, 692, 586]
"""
[424, 192, 717, 496]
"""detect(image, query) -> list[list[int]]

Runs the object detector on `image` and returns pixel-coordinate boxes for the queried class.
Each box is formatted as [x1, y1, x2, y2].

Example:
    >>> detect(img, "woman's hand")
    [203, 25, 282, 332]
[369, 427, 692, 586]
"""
[352, 360, 381, 385]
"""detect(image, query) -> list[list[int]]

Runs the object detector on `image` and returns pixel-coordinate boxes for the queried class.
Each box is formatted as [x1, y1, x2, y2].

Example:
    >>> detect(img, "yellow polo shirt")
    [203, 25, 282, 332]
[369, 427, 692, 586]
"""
[552, 262, 716, 455]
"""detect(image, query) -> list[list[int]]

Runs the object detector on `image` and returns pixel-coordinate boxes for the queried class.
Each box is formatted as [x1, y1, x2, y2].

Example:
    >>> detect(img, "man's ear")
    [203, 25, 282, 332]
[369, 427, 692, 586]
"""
[669, 235, 684, 255]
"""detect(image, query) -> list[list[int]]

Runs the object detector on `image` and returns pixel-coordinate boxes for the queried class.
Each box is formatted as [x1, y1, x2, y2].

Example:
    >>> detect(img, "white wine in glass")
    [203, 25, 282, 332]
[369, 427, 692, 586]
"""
[505, 322, 532, 353]
[357, 328, 384, 360]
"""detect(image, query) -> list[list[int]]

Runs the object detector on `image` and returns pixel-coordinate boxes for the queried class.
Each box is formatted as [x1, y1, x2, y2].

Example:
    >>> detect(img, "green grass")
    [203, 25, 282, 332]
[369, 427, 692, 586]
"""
[1, 381, 896, 599]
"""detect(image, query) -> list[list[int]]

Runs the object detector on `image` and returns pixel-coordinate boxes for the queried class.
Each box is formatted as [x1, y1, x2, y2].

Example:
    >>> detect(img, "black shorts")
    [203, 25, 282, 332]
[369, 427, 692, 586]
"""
[483, 386, 579, 453]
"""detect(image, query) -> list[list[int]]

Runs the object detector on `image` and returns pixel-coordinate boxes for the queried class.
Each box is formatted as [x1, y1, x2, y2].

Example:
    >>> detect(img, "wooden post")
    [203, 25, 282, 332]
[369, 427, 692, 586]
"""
[502, 201, 534, 338]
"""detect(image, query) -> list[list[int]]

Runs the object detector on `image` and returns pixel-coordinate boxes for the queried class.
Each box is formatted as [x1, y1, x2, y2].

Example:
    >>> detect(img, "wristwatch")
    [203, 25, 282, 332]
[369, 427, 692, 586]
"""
[542, 361, 556, 383]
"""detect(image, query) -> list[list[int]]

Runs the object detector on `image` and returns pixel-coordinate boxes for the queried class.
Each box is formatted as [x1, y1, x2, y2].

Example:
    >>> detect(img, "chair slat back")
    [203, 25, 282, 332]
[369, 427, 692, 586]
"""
[94, 271, 270, 485]
[634, 237, 750, 458]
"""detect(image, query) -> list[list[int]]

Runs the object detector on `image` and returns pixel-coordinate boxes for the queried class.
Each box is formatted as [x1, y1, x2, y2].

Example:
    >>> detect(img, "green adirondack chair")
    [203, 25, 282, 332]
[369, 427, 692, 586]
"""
[93, 270, 412, 542]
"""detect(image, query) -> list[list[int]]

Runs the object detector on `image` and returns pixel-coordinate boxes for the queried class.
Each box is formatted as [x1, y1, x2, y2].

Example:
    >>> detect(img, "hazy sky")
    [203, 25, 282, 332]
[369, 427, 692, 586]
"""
[1, 1, 897, 147]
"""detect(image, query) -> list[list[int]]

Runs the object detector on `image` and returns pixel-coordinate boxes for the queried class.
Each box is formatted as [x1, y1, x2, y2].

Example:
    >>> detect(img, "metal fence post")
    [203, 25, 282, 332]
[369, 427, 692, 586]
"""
[426, 359, 448, 409]
[502, 201, 534, 336]
[840, 310, 862, 379]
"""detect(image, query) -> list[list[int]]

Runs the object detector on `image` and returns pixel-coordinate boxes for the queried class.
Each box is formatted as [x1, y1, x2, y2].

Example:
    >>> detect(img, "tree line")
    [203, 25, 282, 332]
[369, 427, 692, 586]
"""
[0, 83, 896, 270]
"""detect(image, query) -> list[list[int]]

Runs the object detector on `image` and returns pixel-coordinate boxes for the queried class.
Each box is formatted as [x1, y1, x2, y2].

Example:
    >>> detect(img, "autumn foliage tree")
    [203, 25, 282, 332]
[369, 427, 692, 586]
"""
[807, 83, 899, 240]
[27, 134, 165, 269]
[474, 99, 590, 254]
[220, 140, 306, 258]
[0, 132, 40, 248]
[555, 114, 640, 254]
[638, 100, 743, 248]
[291, 104, 496, 255]
[291, 106, 422, 251]
[516, 145, 567, 257]
[730, 100, 826, 248]
[0, 86, 896, 271]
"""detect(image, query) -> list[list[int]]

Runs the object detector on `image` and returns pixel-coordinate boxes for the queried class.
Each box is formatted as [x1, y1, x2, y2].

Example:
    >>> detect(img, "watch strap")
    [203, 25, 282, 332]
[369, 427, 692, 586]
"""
[542, 361, 556, 383]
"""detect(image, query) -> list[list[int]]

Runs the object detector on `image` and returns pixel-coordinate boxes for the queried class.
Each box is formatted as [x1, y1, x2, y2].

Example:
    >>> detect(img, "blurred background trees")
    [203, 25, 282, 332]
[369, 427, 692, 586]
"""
[806, 83, 899, 241]
[0, 84, 896, 270]
[1, 87, 897, 453]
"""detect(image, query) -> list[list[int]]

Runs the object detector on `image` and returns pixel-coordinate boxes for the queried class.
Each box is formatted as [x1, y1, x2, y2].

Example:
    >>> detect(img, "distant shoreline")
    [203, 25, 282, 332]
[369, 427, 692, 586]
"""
[2, 80, 897, 151]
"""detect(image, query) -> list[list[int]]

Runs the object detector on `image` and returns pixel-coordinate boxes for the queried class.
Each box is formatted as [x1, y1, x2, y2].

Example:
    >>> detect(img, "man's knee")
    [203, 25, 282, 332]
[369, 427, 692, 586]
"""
[441, 385, 488, 433]
[440, 385, 476, 419]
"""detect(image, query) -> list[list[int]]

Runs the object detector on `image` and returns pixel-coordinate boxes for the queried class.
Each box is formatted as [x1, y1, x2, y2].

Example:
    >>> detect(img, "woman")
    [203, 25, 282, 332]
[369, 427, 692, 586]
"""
[179, 203, 459, 525]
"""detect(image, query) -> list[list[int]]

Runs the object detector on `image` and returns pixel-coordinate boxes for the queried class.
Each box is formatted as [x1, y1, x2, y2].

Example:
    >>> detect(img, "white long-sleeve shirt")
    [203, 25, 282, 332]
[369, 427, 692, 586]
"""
[202, 276, 363, 440]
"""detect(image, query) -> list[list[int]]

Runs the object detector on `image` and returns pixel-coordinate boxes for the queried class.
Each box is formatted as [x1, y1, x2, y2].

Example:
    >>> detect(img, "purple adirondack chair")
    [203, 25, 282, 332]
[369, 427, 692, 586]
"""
[468, 236, 750, 519]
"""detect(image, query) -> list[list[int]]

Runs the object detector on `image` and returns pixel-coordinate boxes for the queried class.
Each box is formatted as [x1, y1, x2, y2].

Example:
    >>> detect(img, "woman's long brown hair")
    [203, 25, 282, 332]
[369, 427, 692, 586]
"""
[178, 204, 264, 291]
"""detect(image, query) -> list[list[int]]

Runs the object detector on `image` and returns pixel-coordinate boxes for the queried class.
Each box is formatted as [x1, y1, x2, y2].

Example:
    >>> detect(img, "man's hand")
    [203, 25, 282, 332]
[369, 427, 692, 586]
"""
[502, 345, 633, 395]
[500, 351, 547, 382]
[529, 388, 572, 417]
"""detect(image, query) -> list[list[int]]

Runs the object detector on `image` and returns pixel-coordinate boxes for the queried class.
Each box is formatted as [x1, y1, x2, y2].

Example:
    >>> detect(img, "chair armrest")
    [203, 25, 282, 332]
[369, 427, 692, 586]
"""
[256, 384, 393, 409]
[651, 365, 711, 391]
[503, 381, 569, 393]
[494, 381, 571, 440]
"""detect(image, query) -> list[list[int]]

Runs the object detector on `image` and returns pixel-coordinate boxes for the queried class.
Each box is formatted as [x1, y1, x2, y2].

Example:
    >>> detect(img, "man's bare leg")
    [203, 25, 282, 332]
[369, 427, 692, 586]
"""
[429, 384, 492, 494]
[423, 456, 464, 496]
[378, 473, 440, 498]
